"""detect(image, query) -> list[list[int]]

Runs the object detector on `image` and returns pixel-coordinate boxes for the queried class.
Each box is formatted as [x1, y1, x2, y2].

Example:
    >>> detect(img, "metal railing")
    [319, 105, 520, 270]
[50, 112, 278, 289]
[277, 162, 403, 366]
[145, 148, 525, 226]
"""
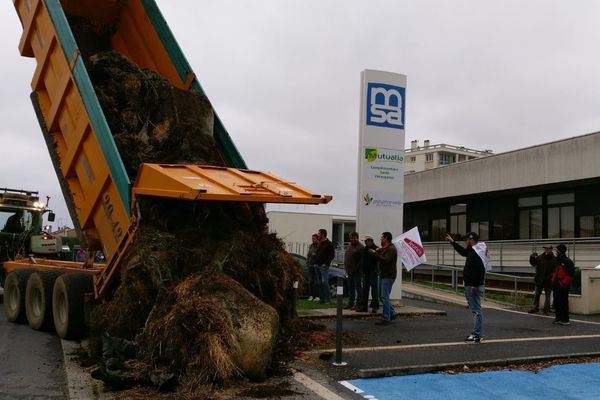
[404, 263, 534, 307]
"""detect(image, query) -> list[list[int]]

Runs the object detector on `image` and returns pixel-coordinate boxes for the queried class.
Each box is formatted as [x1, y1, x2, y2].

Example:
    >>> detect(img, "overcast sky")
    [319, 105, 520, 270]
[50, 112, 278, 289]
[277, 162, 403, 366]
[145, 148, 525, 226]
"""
[1, 0, 600, 227]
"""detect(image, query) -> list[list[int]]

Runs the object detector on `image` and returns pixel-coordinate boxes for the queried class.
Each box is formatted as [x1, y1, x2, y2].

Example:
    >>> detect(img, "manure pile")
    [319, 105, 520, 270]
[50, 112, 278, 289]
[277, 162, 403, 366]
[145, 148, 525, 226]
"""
[86, 52, 303, 391]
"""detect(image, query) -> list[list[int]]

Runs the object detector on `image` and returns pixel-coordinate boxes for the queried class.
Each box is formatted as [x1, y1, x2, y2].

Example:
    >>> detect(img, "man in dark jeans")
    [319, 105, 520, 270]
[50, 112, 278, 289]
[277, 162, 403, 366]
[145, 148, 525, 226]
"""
[344, 232, 364, 310]
[529, 245, 557, 315]
[552, 244, 575, 325]
[307, 234, 321, 301]
[315, 228, 335, 303]
[358, 235, 379, 313]
[445, 232, 486, 342]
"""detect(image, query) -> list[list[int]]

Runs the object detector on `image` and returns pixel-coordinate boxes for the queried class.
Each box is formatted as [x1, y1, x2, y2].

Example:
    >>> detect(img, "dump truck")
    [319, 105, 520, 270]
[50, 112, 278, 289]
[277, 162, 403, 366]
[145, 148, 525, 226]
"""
[4, 0, 331, 339]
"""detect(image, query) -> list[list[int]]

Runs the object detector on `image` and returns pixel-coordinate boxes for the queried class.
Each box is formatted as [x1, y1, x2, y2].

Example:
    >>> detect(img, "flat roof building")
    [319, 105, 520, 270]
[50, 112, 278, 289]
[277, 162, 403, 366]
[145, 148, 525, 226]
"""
[404, 139, 492, 174]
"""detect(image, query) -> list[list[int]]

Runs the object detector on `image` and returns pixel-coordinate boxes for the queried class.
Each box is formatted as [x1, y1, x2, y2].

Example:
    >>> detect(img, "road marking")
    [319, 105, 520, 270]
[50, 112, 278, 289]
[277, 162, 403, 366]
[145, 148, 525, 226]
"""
[309, 333, 600, 354]
[293, 371, 348, 400]
[486, 306, 600, 326]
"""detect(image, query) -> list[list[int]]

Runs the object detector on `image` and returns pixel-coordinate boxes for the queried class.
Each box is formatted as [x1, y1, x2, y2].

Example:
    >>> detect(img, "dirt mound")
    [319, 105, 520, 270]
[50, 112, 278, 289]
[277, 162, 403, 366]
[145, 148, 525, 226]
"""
[85, 51, 304, 390]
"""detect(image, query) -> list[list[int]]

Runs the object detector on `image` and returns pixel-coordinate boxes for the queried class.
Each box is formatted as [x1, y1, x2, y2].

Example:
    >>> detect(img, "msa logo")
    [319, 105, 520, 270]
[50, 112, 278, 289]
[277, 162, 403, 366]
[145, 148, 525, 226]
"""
[366, 83, 405, 129]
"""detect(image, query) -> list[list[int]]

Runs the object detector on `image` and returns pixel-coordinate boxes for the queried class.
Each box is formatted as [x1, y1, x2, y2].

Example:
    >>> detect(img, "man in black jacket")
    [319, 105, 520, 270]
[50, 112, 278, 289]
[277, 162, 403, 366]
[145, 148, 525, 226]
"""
[529, 245, 557, 314]
[445, 232, 486, 342]
[358, 235, 379, 313]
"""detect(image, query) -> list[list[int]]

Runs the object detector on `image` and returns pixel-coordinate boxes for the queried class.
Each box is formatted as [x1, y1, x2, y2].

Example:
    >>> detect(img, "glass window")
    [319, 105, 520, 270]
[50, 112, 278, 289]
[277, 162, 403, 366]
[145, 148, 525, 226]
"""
[0, 209, 34, 233]
[547, 193, 574, 205]
[520, 209, 542, 239]
[425, 153, 433, 162]
[518, 196, 542, 207]
[580, 216, 600, 237]
[458, 155, 466, 162]
[450, 204, 467, 213]
[409, 156, 416, 162]
[439, 154, 456, 165]
[431, 218, 447, 241]
[470, 221, 489, 240]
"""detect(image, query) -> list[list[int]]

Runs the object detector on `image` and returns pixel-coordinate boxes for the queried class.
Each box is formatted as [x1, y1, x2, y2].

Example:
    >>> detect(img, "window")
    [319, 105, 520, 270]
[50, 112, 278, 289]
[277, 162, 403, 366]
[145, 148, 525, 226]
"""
[580, 216, 600, 237]
[450, 204, 466, 238]
[439, 153, 456, 165]
[547, 193, 574, 239]
[425, 153, 433, 162]
[431, 218, 447, 241]
[518, 196, 542, 239]
[409, 156, 416, 162]
[470, 221, 489, 240]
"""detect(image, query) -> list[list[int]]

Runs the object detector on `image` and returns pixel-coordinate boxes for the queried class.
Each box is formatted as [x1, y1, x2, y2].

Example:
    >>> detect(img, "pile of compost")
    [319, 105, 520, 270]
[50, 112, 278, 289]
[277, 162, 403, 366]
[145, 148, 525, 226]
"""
[85, 52, 304, 391]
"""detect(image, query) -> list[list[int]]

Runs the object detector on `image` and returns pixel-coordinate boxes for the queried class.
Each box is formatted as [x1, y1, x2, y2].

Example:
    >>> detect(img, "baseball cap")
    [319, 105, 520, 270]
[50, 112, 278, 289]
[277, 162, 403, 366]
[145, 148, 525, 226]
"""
[462, 232, 479, 241]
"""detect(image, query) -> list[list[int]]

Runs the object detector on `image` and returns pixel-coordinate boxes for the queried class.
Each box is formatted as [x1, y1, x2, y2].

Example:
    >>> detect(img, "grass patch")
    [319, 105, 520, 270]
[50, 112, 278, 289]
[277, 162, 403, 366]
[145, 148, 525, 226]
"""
[296, 298, 348, 310]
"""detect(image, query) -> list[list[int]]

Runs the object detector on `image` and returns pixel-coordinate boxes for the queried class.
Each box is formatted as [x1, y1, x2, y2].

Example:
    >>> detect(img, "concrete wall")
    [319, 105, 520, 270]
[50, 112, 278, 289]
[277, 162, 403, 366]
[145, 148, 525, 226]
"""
[569, 268, 600, 315]
[405, 132, 600, 202]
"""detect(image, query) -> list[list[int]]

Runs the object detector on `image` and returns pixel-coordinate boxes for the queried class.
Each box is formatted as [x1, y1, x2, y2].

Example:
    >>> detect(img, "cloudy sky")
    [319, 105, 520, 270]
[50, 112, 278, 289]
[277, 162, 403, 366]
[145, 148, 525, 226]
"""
[1, 0, 600, 227]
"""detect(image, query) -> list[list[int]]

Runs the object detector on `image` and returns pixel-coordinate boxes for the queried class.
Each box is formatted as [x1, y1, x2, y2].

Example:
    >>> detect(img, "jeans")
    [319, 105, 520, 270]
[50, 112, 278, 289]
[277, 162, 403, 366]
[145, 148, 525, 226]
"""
[347, 273, 362, 307]
[361, 270, 379, 311]
[464, 285, 484, 338]
[532, 282, 552, 311]
[379, 277, 395, 321]
[319, 265, 330, 302]
[308, 265, 321, 298]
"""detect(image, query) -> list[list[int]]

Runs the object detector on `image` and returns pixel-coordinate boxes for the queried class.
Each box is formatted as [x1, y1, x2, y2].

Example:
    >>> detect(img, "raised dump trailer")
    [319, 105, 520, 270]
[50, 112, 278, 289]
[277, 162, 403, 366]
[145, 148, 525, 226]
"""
[4, 0, 331, 338]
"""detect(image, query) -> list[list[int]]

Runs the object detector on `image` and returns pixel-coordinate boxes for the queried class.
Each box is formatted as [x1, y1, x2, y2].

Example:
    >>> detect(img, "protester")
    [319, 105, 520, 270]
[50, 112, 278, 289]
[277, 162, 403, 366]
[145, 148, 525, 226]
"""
[344, 232, 364, 310]
[528, 245, 557, 315]
[551, 244, 575, 325]
[445, 232, 486, 342]
[358, 235, 379, 313]
[369, 232, 397, 325]
[307, 234, 321, 301]
[314, 228, 335, 304]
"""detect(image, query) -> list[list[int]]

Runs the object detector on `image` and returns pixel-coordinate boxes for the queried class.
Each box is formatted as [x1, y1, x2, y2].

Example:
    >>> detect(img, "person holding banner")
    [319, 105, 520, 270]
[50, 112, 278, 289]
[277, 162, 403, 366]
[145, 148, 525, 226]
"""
[369, 232, 397, 325]
[445, 232, 488, 343]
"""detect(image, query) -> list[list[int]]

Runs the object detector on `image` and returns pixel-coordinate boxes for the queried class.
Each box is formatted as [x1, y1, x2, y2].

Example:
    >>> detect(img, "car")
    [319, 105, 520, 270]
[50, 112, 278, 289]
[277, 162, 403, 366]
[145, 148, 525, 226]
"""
[289, 253, 348, 299]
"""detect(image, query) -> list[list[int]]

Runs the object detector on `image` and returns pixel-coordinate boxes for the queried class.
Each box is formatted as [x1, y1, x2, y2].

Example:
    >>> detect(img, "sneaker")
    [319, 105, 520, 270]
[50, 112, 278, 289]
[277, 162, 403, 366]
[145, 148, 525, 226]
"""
[528, 308, 539, 314]
[308, 296, 314, 301]
[558, 321, 571, 325]
[313, 297, 320, 302]
[465, 335, 482, 343]
[552, 320, 560, 324]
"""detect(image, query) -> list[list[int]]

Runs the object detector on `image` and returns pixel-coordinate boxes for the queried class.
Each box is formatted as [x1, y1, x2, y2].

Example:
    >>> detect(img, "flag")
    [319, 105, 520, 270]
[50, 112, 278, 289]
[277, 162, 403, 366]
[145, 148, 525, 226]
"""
[473, 241, 492, 272]
[392, 227, 427, 271]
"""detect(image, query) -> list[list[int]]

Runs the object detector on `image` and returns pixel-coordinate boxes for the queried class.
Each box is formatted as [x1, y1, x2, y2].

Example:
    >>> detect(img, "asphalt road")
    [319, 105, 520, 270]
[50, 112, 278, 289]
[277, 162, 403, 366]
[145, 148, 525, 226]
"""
[0, 292, 67, 399]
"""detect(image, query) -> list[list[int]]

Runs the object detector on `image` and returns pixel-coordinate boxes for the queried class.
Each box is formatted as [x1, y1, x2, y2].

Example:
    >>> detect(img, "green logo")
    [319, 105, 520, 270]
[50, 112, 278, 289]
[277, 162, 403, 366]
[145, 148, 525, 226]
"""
[365, 148, 378, 163]
[363, 193, 373, 206]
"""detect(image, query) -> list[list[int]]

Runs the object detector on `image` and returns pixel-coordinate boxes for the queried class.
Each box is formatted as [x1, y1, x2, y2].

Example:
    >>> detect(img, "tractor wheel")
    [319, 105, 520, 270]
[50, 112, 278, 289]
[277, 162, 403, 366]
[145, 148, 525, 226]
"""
[3, 269, 36, 322]
[25, 271, 63, 330]
[53, 274, 93, 339]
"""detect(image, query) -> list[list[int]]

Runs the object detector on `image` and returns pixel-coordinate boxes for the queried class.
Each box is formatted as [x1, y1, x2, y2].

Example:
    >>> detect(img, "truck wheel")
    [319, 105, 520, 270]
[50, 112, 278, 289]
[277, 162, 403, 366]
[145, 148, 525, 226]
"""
[53, 274, 93, 339]
[3, 269, 36, 322]
[25, 271, 63, 330]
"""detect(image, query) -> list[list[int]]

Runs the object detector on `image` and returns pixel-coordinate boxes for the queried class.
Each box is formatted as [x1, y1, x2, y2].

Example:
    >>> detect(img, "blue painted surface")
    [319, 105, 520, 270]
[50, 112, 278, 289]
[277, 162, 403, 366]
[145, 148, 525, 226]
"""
[348, 362, 600, 400]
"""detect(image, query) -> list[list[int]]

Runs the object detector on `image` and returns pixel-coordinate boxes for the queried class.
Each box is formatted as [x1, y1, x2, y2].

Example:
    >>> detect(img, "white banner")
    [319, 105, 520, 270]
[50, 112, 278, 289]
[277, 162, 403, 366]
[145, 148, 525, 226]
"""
[392, 227, 427, 271]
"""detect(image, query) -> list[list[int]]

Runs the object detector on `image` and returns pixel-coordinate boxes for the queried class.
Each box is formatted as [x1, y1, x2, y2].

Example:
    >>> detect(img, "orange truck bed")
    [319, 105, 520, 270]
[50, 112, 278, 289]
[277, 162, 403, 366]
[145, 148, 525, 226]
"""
[10, 0, 331, 299]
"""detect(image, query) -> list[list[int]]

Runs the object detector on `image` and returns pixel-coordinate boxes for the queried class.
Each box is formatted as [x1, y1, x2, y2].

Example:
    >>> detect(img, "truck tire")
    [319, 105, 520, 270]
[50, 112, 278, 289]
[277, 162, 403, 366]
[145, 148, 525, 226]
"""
[25, 271, 63, 330]
[3, 269, 36, 322]
[53, 274, 93, 339]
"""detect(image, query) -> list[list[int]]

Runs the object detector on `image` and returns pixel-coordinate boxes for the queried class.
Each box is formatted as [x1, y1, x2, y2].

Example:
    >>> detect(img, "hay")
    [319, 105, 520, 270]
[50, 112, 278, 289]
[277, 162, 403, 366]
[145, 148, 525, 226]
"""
[84, 51, 304, 389]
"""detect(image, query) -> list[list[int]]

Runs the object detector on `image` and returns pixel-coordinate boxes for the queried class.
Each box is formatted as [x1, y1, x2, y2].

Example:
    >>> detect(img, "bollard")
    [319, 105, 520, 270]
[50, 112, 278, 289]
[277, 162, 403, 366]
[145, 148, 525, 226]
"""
[333, 276, 347, 366]
[291, 280, 298, 319]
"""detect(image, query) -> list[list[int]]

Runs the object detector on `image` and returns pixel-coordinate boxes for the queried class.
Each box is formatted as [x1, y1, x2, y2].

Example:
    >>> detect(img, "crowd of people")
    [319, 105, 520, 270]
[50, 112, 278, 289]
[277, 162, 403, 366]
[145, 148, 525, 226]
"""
[304, 228, 576, 334]
[305, 228, 398, 325]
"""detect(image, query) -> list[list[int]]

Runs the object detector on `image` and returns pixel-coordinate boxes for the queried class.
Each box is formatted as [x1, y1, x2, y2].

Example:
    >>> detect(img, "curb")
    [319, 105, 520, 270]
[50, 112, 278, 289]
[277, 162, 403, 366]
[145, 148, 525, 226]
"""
[61, 339, 108, 400]
[357, 352, 600, 378]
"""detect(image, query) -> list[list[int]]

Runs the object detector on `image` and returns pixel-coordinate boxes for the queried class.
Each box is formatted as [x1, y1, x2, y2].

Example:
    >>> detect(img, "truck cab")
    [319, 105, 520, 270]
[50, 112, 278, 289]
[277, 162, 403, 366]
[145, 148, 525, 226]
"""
[0, 189, 60, 284]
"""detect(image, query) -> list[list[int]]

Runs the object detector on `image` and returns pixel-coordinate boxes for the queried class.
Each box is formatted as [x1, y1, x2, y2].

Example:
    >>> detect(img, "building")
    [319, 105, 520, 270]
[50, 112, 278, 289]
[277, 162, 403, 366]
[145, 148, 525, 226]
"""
[404, 139, 492, 174]
[404, 132, 600, 242]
